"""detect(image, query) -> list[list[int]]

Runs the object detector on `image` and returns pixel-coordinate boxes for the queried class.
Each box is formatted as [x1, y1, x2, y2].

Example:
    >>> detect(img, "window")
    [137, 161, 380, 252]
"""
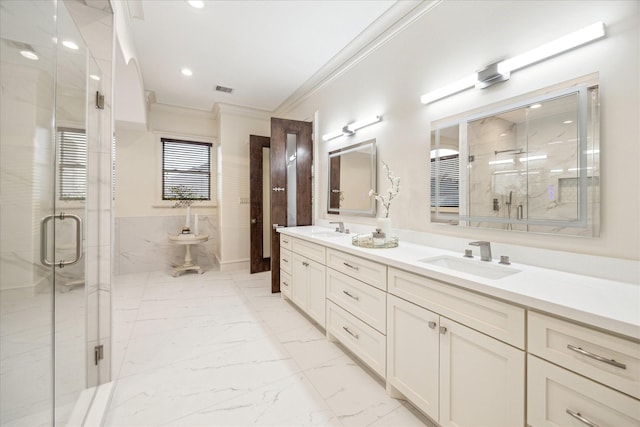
[58, 127, 87, 200]
[430, 153, 459, 208]
[162, 138, 212, 201]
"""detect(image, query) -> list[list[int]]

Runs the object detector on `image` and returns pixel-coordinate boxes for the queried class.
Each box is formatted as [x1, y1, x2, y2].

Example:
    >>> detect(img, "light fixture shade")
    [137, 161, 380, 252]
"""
[421, 21, 606, 105]
[346, 115, 381, 132]
[322, 130, 344, 141]
[498, 21, 605, 74]
[421, 74, 477, 104]
[322, 114, 382, 141]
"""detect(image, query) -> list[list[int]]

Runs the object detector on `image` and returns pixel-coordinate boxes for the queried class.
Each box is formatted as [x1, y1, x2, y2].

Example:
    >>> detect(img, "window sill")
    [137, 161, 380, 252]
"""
[152, 203, 217, 209]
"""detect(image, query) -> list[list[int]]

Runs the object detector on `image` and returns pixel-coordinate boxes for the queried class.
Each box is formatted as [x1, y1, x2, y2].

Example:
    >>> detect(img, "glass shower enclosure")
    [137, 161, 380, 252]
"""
[0, 1, 113, 425]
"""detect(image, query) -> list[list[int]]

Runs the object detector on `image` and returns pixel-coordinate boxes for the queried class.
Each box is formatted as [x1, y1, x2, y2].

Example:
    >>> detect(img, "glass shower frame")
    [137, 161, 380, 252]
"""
[0, 1, 113, 425]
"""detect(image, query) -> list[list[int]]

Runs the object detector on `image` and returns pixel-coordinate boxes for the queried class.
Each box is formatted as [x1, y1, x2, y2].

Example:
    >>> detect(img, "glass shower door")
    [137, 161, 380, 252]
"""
[0, 1, 103, 425]
[0, 1, 57, 425]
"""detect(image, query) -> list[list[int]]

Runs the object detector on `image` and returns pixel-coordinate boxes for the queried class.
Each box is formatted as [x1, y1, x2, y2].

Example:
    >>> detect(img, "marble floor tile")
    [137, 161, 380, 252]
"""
[302, 354, 404, 426]
[105, 268, 429, 427]
[163, 373, 342, 427]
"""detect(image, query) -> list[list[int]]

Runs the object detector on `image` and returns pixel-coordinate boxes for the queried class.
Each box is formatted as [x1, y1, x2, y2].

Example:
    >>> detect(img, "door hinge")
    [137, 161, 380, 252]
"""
[96, 91, 105, 110]
[94, 344, 104, 365]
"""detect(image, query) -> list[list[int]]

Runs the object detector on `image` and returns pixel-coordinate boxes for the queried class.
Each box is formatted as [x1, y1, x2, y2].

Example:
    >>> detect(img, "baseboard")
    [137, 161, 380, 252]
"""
[218, 260, 249, 272]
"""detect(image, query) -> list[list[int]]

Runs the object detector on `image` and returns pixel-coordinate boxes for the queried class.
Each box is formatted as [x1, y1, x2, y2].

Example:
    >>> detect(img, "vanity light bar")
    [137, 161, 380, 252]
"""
[322, 115, 382, 141]
[420, 21, 605, 105]
[519, 155, 548, 162]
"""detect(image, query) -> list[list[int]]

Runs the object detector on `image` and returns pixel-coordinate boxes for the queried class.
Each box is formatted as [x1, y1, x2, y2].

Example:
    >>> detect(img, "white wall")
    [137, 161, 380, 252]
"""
[115, 103, 217, 217]
[214, 104, 270, 268]
[114, 103, 218, 273]
[277, 0, 640, 261]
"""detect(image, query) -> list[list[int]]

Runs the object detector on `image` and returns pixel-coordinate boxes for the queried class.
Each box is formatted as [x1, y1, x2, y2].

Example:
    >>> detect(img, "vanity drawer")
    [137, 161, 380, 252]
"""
[388, 267, 525, 349]
[292, 237, 325, 264]
[327, 300, 386, 378]
[327, 249, 387, 291]
[528, 355, 640, 427]
[280, 248, 291, 274]
[529, 311, 640, 399]
[327, 269, 386, 334]
[280, 234, 292, 251]
[280, 270, 291, 298]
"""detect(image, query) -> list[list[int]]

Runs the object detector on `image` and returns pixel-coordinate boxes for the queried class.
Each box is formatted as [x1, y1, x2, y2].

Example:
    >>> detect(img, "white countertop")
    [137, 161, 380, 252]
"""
[278, 226, 640, 341]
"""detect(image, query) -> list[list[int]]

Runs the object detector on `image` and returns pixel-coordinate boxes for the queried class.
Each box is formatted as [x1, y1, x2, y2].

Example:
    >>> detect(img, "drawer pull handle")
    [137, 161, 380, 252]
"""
[282, 258, 288, 263]
[343, 290, 359, 301]
[343, 262, 359, 271]
[566, 409, 601, 427]
[282, 239, 289, 244]
[343, 326, 359, 339]
[282, 281, 288, 287]
[428, 321, 437, 329]
[567, 344, 627, 370]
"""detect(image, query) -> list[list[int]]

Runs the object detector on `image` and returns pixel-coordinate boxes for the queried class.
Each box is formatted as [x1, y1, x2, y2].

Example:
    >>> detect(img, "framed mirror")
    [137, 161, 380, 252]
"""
[431, 82, 600, 236]
[328, 139, 377, 216]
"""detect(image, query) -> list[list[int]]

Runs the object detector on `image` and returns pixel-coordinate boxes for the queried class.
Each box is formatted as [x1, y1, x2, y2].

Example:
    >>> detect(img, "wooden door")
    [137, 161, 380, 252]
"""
[270, 117, 313, 293]
[249, 135, 271, 273]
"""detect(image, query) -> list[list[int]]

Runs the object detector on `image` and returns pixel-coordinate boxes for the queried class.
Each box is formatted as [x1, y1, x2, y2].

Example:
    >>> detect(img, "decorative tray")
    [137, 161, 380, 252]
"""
[351, 234, 399, 249]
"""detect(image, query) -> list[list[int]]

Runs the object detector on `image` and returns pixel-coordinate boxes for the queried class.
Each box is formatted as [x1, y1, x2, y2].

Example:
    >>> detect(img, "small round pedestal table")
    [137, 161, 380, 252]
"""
[169, 234, 209, 277]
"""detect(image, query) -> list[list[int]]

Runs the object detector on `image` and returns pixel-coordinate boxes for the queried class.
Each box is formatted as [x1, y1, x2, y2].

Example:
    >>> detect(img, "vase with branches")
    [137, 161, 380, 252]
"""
[369, 161, 400, 218]
[168, 185, 199, 233]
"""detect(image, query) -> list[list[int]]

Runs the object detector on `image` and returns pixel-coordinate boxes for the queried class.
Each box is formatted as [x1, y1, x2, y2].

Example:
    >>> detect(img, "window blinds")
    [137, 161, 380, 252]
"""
[430, 154, 459, 207]
[58, 127, 87, 200]
[162, 138, 211, 200]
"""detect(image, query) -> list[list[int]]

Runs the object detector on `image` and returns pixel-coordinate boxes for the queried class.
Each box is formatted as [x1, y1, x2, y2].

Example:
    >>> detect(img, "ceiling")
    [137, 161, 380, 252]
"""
[125, 0, 401, 113]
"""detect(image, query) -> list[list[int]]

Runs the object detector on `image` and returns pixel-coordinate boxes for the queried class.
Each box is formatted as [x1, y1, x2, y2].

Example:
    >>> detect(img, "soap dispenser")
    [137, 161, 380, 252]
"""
[372, 228, 386, 246]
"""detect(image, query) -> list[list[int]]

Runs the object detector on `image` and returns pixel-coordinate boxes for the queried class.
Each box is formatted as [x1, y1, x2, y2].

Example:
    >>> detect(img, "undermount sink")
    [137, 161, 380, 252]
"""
[310, 231, 350, 239]
[419, 255, 521, 280]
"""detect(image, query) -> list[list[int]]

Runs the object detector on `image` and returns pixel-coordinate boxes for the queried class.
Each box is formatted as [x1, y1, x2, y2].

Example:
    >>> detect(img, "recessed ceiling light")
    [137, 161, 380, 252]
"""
[62, 40, 79, 50]
[187, 0, 205, 8]
[181, 68, 193, 76]
[563, 120, 573, 124]
[20, 50, 39, 60]
[530, 103, 542, 109]
[90, 74, 101, 81]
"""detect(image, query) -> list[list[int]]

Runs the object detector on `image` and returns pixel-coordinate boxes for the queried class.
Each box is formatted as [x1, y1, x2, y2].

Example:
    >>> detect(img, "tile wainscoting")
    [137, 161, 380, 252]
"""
[114, 214, 218, 275]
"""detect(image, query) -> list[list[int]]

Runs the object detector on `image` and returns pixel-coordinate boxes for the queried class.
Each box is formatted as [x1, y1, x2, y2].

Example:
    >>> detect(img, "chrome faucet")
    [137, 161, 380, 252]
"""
[469, 241, 492, 261]
[329, 221, 345, 233]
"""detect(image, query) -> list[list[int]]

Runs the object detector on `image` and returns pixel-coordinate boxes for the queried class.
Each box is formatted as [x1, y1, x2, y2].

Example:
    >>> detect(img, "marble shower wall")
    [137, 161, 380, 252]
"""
[115, 213, 218, 275]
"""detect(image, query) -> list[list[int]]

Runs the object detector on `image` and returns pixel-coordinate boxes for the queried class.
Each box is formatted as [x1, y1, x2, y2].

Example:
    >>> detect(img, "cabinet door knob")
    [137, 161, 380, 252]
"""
[439, 326, 448, 335]
[428, 321, 437, 329]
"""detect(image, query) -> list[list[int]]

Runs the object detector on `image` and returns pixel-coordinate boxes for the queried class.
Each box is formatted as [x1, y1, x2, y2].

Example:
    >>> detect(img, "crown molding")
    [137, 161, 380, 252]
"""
[213, 103, 271, 121]
[274, 0, 442, 117]
[151, 102, 217, 120]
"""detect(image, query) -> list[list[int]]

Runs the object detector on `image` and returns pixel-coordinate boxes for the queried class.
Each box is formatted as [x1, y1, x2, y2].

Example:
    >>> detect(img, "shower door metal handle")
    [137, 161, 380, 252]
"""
[40, 212, 83, 268]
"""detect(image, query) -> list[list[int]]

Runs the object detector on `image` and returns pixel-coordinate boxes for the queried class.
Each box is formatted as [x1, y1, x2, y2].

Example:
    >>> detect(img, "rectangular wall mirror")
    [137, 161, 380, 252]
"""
[431, 82, 600, 236]
[328, 139, 377, 216]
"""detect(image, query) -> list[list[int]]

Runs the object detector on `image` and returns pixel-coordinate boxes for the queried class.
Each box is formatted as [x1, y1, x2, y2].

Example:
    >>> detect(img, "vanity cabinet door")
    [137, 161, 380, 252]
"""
[291, 253, 326, 328]
[387, 294, 440, 421]
[439, 318, 525, 427]
[291, 253, 309, 309]
[306, 258, 326, 328]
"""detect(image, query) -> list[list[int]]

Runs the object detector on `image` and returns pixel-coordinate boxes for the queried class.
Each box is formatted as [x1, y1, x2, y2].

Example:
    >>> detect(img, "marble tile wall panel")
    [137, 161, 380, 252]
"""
[115, 214, 218, 275]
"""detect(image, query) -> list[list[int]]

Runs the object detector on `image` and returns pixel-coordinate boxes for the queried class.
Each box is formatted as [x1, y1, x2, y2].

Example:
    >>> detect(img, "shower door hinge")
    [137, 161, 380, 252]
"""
[94, 344, 104, 365]
[95, 91, 105, 110]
